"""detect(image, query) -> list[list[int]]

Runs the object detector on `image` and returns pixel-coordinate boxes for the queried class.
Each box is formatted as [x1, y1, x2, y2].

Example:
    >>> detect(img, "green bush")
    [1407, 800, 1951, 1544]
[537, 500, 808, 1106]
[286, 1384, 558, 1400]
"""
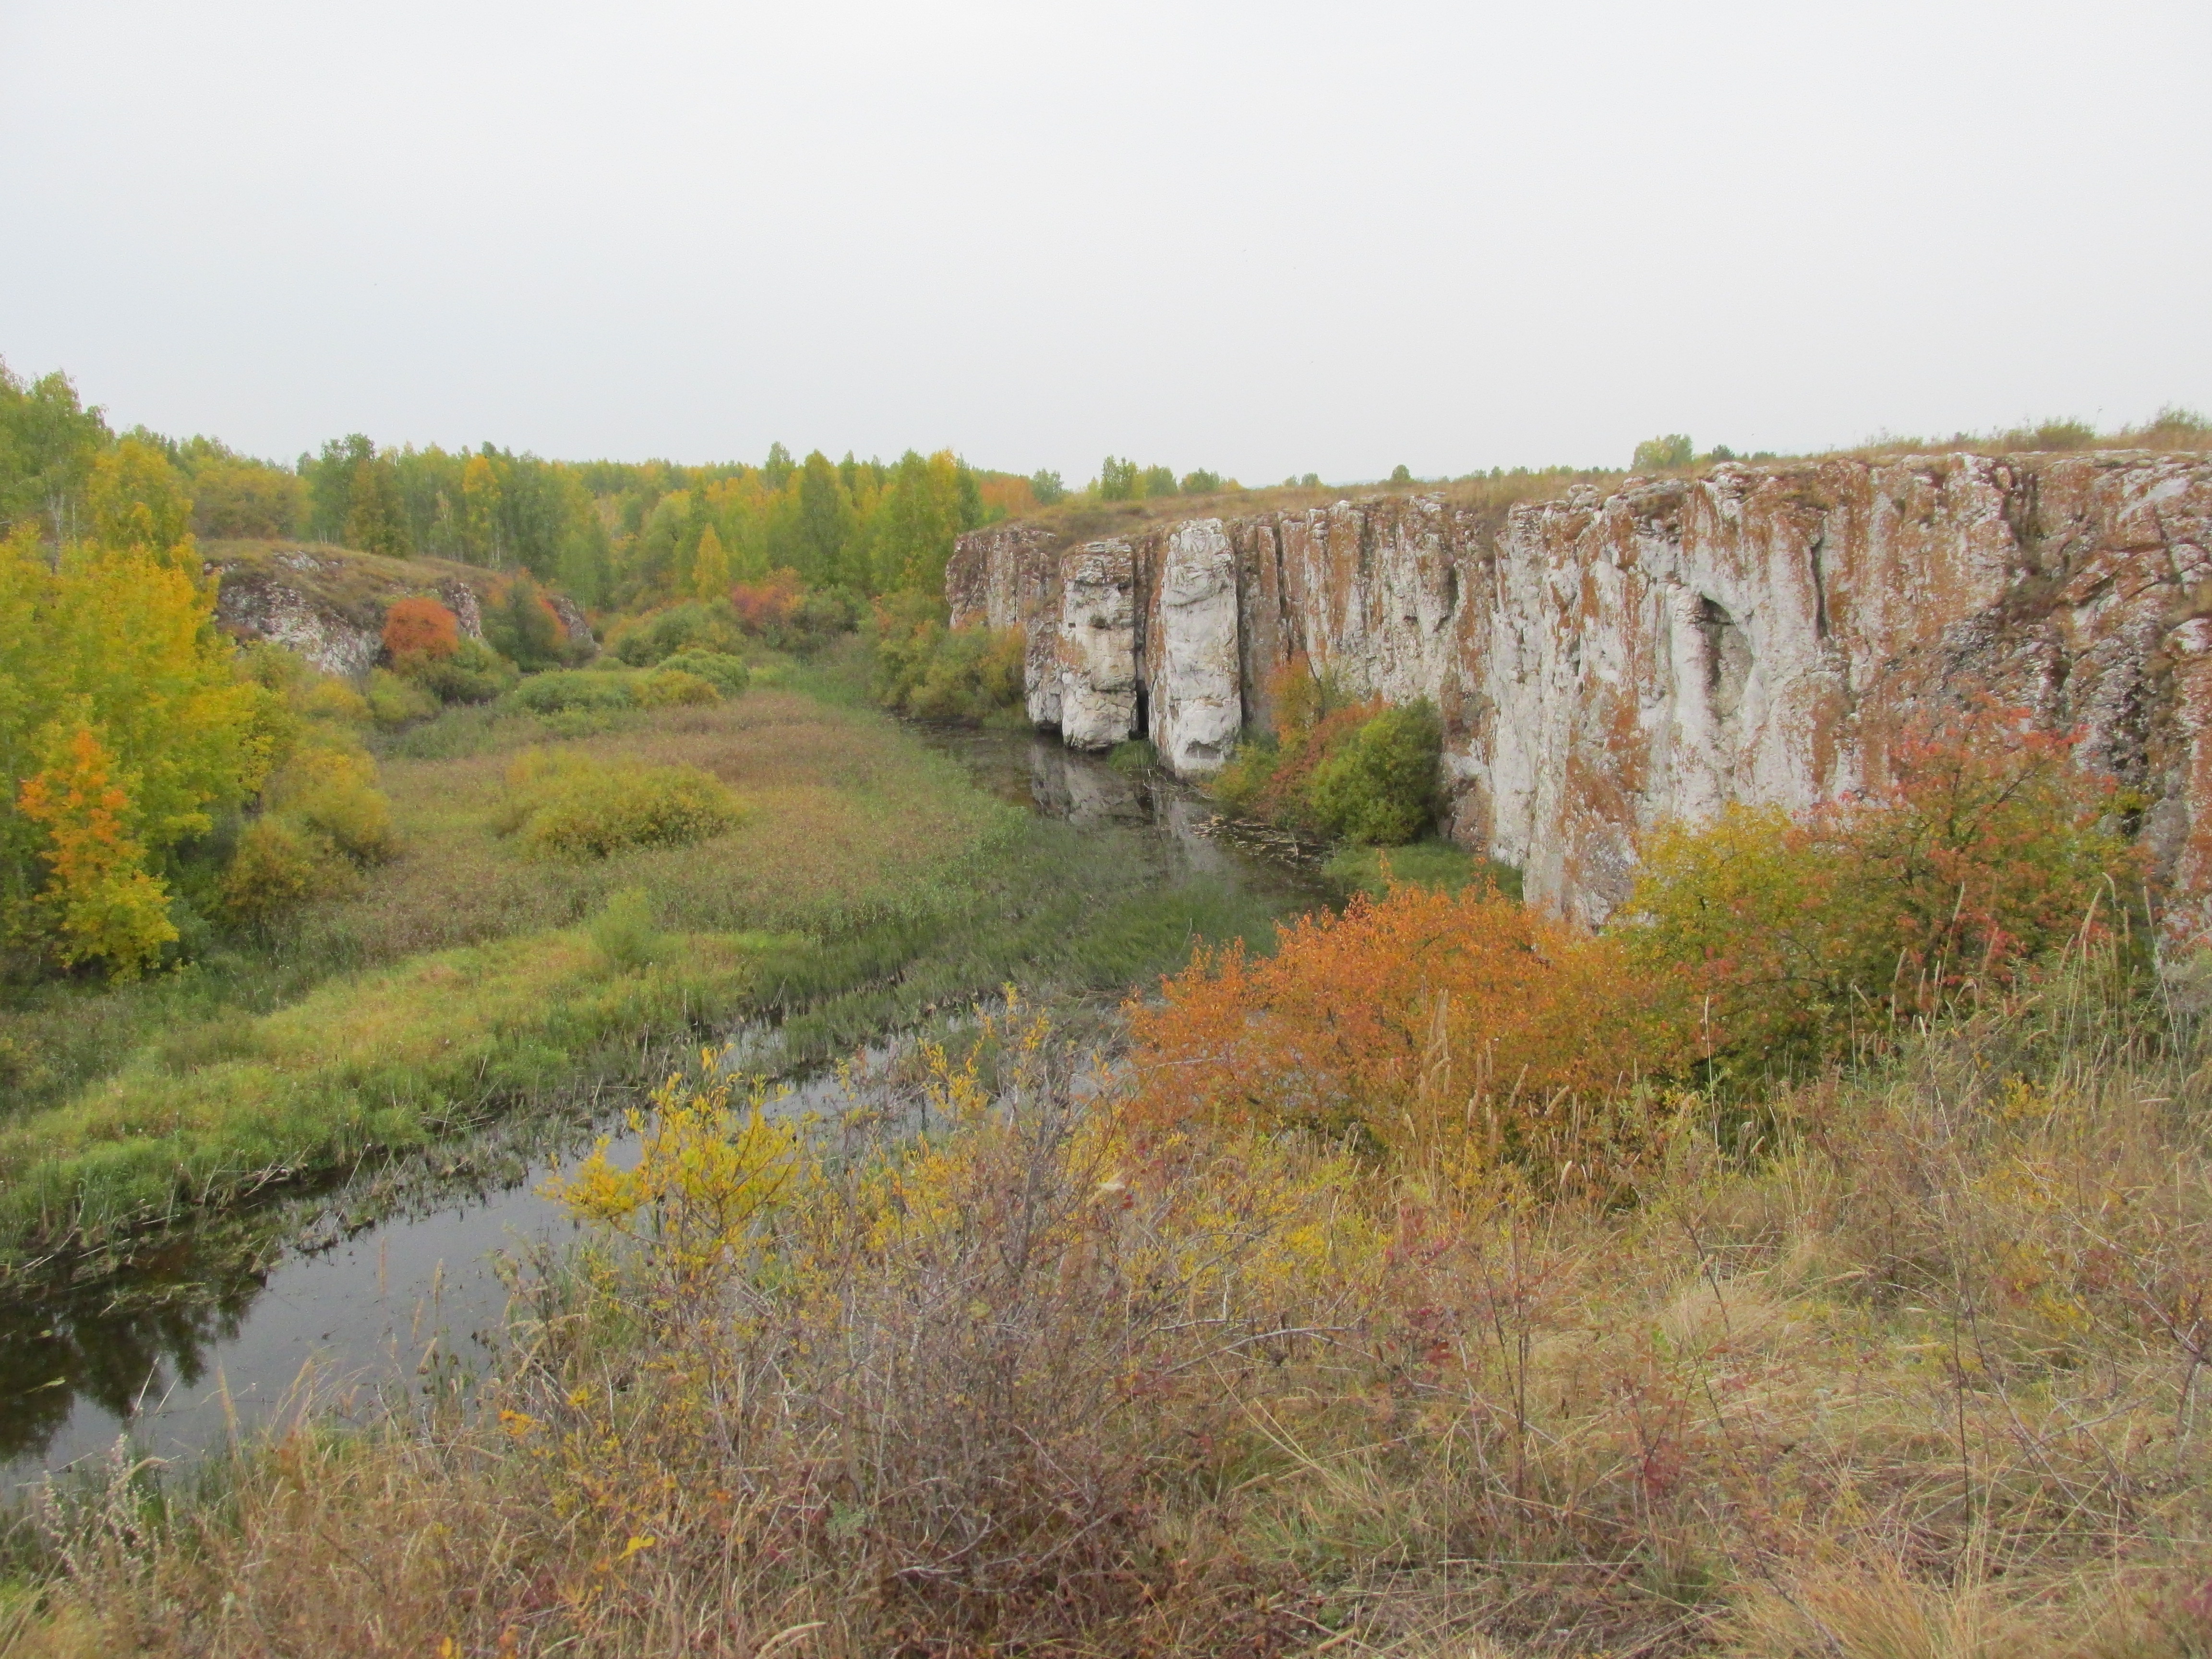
[875, 601, 1027, 724]
[498, 750, 741, 861]
[218, 817, 361, 931]
[656, 651, 750, 696]
[403, 637, 517, 705]
[1306, 701, 1442, 845]
[505, 671, 638, 715]
[366, 667, 440, 728]
[1108, 739, 1157, 774]
[634, 668, 721, 709]
[589, 887, 669, 970]
[607, 600, 745, 666]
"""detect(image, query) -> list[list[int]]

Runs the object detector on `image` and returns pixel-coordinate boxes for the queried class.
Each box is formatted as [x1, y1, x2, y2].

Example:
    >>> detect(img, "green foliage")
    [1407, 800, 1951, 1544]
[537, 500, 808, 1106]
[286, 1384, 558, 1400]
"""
[483, 574, 570, 672]
[1097, 456, 1139, 502]
[1632, 433, 1695, 471]
[397, 636, 517, 705]
[1139, 464, 1178, 498]
[219, 815, 362, 931]
[0, 528, 270, 978]
[634, 668, 721, 708]
[656, 650, 750, 696]
[1322, 838, 1504, 900]
[1305, 700, 1443, 845]
[497, 750, 741, 861]
[504, 670, 639, 716]
[1179, 469, 1223, 495]
[1029, 469, 1067, 506]
[589, 887, 668, 970]
[608, 599, 745, 665]
[1387, 464, 1413, 484]
[874, 598, 1026, 723]
[0, 360, 110, 538]
[344, 454, 412, 557]
[88, 438, 193, 553]
[365, 667, 440, 728]
[1107, 739, 1157, 774]
[176, 438, 306, 539]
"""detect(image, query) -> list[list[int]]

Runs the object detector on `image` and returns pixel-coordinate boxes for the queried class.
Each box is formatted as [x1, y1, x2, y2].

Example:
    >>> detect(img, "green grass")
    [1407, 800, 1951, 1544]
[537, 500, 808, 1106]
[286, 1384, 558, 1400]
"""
[0, 656, 1308, 1283]
[1321, 837, 1522, 901]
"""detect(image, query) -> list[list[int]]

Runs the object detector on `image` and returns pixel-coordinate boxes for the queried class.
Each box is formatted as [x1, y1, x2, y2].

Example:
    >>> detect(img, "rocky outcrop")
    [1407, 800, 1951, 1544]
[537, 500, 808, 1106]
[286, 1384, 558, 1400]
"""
[206, 541, 595, 677]
[946, 453, 2212, 930]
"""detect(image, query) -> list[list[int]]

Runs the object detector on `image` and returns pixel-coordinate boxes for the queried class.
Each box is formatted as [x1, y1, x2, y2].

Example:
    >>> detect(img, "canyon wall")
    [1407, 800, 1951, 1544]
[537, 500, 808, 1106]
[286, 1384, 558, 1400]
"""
[947, 453, 2212, 930]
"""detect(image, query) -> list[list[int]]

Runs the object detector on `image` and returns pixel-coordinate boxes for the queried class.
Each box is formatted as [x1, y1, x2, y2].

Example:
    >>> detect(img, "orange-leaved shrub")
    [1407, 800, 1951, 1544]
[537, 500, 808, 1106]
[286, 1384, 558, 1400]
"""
[1625, 696, 2144, 1073]
[380, 595, 460, 662]
[1128, 879, 1690, 1194]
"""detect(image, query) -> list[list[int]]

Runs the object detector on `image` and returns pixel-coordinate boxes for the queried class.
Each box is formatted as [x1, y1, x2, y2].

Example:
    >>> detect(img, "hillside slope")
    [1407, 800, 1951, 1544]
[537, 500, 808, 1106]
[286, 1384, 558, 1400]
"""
[204, 539, 594, 675]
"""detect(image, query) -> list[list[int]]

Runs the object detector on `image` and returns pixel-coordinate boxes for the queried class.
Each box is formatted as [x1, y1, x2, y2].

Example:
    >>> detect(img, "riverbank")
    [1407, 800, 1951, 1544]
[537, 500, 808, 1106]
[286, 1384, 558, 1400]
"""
[12, 964, 2209, 1659]
[0, 654, 1312, 1292]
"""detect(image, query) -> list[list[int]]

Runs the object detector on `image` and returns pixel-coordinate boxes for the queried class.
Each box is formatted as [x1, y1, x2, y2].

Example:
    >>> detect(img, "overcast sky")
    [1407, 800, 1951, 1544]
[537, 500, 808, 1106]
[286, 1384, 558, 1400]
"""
[2, 0, 2206, 484]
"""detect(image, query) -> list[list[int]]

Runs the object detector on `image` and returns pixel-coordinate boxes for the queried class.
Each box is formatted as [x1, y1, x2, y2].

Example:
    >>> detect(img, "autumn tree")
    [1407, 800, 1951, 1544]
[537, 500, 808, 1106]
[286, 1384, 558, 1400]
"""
[0, 526, 271, 977]
[88, 437, 193, 557]
[691, 523, 732, 600]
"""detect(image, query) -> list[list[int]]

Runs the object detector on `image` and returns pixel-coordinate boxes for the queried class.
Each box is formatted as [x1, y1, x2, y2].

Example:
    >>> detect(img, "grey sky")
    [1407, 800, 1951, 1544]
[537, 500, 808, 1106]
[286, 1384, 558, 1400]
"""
[3, 0, 2206, 484]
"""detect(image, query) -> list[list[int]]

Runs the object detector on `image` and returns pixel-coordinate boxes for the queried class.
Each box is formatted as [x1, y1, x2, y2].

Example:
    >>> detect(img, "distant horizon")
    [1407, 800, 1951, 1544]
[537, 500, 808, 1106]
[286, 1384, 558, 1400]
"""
[9, 353, 2204, 498]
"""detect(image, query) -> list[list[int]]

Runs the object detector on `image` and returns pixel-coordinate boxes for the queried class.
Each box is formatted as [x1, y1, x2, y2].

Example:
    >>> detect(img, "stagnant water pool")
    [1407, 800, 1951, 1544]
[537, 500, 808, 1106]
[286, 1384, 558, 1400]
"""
[1, 728, 1322, 1491]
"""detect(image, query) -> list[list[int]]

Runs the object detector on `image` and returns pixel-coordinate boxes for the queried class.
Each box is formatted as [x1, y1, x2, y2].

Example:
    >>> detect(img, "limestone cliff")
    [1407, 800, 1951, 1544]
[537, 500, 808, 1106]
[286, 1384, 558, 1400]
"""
[947, 453, 2212, 930]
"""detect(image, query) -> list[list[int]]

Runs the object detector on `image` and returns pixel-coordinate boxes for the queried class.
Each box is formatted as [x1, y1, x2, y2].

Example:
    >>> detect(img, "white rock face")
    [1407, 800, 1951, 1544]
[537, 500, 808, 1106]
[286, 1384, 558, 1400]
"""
[950, 455, 2212, 933]
[1054, 541, 1139, 750]
[1149, 519, 1241, 773]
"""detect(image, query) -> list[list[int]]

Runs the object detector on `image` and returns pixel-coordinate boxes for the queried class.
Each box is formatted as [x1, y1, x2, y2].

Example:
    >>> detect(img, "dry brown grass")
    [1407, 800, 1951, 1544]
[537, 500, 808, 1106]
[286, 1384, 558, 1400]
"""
[11, 958, 2212, 1658]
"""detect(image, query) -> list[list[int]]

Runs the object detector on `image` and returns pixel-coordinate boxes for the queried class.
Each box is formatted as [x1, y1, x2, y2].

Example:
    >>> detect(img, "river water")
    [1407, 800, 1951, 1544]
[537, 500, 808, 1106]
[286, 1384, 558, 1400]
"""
[1, 729, 1320, 1493]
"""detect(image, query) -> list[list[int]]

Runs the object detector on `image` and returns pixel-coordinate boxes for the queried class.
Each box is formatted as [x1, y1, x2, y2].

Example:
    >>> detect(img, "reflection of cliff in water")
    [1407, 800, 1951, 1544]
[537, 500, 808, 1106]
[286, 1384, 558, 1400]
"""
[914, 726, 1300, 893]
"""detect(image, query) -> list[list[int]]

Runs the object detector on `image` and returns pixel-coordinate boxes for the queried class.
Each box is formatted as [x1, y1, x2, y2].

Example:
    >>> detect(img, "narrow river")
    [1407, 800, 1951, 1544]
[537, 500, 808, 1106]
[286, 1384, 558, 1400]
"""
[1, 729, 1322, 1492]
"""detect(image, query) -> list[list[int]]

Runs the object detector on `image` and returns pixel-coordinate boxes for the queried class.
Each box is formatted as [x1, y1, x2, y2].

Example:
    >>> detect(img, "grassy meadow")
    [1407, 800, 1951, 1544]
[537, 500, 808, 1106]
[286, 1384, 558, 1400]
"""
[0, 652, 1299, 1285]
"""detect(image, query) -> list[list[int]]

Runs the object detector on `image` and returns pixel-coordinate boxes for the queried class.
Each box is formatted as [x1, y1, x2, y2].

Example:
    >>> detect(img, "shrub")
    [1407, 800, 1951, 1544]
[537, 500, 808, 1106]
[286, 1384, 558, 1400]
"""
[1107, 738, 1156, 774]
[588, 886, 668, 970]
[504, 670, 636, 716]
[1129, 881, 1686, 1192]
[403, 637, 517, 705]
[365, 667, 439, 727]
[1625, 696, 2145, 1073]
[728, 569, 803, 635]
[219, 817, 361, 930]
[264, 746, 398, 866]
[875, 601, 1026, 724]
[607, 600, 744, 666]
[655, 650, 749, 696]
[296, 678, 371, 726]
[381, 596, 459, 661]
[633, 668, 720, 708]
[1632, 433, 1695, 471]
[482, 574, 572, 672]
[498, 750, 740, 861]
[1306, 700, 1442, 845]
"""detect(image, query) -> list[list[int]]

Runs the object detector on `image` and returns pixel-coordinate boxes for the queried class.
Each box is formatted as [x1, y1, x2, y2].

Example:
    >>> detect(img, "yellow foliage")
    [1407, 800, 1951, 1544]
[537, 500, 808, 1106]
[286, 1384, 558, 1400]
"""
[548, 1060, 803, 1293]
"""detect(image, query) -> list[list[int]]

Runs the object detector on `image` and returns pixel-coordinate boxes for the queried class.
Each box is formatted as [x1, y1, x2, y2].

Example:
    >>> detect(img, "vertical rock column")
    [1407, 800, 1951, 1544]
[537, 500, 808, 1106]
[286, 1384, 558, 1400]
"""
[1054, 540, 1140, 749]
[1150, 519, 1242, 773]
